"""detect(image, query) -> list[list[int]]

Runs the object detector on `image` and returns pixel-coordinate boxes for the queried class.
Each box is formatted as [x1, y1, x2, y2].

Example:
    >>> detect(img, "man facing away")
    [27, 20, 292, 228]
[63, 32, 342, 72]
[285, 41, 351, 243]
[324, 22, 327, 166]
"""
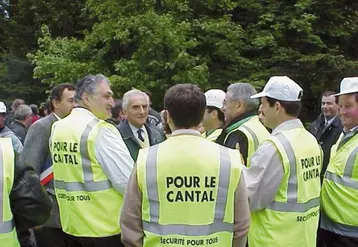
[50, 74, 133, 247]
[9, 104, 33, 144]
[121, 83, 250, 247]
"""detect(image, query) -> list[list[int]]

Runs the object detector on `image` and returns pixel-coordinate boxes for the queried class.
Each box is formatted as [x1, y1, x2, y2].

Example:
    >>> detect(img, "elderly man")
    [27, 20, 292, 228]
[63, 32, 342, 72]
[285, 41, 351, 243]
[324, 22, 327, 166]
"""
[309, 91, 343, 181]
[9, 104, 33, 144]
[118, 89, 166, 161]
[23, 83, 76, 247]
[50, 74, 133, 247]
[320, 78, 358, 247]
[216, 83, 269, 167]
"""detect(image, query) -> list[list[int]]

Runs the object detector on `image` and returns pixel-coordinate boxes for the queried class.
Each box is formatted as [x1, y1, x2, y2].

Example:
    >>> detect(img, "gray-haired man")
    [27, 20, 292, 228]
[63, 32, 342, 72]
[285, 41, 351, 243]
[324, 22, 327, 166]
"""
[9, 104, 33, 143]
[216, 83, 269, 167]
[50, 74, 133, 247]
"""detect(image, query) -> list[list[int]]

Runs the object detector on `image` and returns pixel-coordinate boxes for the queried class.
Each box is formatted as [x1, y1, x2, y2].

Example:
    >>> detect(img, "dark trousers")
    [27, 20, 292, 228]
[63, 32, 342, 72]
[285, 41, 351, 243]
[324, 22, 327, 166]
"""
[66, 234, 124, 247]
[34, 227, 69, 247]
[318, 228, 358, 247]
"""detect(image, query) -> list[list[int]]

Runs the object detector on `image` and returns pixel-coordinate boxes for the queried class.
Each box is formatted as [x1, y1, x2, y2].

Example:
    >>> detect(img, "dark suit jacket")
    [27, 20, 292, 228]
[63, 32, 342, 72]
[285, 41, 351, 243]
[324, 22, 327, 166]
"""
[309, 114, 343, 180]
[117, 119, 166, 161]
[22, 113, 61, 228]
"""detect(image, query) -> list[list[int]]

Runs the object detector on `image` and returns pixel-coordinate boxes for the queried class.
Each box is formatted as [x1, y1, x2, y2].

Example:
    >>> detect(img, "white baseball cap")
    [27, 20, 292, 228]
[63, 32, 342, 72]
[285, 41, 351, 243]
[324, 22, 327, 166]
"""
[250, 76, 303, 101]
[205, 89, 225, 109]
[334, 77, 358, 96]
[0, 102, 6, 113]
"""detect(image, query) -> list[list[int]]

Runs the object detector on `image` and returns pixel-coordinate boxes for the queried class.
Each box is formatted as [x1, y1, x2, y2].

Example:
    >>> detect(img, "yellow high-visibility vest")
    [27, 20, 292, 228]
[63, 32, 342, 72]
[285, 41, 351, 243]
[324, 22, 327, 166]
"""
[137, 134, 243, 246]
[224, 116, 269, 166]
[51, 109, 124, 237]
[202, 128, 223, 142]
[249, 127, 321, 247]
[0, 138, 18, 247]
[321, 133, 358, 236]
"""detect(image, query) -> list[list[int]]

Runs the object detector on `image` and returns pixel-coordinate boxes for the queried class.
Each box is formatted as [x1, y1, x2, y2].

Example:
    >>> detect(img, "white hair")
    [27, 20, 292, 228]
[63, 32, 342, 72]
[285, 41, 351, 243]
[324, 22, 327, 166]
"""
[122, 89, 150, 109]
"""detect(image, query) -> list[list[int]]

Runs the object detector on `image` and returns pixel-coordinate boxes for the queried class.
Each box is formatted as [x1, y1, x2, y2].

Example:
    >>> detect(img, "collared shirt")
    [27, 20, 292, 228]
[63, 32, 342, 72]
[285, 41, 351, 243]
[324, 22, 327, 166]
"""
[73, 108, 134, 194]
[53, 112, 61, 120]
[243, 119, 304, 212]
[324, 116, 336, 127]
[129, 122, 149, 148]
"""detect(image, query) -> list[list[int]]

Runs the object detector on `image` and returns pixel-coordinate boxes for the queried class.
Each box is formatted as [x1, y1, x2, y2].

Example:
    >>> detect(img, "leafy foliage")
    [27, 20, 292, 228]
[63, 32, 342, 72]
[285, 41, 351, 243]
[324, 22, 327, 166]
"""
[2, 0, 358, 119]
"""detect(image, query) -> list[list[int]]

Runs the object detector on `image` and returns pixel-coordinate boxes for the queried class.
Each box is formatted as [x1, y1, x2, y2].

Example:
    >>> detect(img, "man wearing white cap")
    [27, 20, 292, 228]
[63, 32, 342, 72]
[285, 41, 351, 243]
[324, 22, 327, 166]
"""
[0, 101, 23, 153]
[216, 83, 269, 167]
[244, 76, 322, 247]
[202, 89, 226, 141]
[319, 77, 358, 247]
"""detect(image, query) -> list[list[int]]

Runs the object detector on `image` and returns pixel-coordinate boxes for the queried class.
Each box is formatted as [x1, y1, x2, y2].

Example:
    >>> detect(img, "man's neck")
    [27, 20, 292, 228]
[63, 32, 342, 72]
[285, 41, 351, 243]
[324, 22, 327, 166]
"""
[272, 116, 297, 129]
[53, 110, 63, 119]
[18, 120, 28, 129]
[324, 115, 336, 122]
[204, 121, 223, 132]
[128, 121, 144, 130]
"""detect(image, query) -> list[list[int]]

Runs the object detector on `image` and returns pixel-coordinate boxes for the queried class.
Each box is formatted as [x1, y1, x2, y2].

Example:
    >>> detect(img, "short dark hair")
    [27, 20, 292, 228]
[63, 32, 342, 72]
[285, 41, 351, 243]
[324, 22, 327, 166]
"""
[164, 84, 206, 129]
[112, 99, 123, 118]
[322, 91, 338, 104]
[50, 83, 75, 111]
[29, 104, 38, 115]
[207, 106, 225, 122]
[266, 97, 301, 117]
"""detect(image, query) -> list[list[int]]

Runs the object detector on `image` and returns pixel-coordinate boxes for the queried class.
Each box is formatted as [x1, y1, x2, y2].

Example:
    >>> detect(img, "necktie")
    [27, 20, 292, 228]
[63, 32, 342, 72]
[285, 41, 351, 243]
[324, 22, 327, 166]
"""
[137, 129, 145, 142]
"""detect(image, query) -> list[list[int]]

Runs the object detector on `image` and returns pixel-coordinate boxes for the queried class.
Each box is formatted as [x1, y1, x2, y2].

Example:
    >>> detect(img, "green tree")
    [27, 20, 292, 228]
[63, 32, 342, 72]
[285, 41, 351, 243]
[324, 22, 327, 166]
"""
[29, 0, 358, 119]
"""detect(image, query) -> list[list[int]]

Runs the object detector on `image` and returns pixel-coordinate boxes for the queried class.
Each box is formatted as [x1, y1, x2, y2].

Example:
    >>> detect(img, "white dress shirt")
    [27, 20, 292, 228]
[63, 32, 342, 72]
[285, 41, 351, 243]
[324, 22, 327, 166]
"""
[129, 122, 149, 148]
[72, 108, 135, 195]
[243, 119, 305, 212]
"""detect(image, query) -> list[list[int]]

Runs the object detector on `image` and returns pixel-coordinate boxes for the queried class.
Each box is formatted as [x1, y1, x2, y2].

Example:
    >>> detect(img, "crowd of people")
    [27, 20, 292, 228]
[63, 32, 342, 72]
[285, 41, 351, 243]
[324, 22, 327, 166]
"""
[0, 74, 357, 247]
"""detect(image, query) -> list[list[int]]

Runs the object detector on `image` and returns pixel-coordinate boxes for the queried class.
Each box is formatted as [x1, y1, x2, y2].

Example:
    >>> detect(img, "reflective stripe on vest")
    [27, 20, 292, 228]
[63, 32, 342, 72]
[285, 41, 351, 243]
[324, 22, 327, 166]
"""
[240, 125, 259, 151]
[0, 143, 15, 234]
[325, 145, 358, 190]
[266, 133, 320, 212]
[54, 119, 111, 192]
[143, 145, 233, 236]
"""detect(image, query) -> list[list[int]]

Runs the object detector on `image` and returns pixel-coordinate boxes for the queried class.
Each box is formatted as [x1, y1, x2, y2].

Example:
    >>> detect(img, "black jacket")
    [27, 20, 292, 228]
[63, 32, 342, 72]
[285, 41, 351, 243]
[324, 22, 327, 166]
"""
[9, 120, 27, 144]
[308, 114, 343, 179]
[216, 111, 257, 165]
[10, 152, 52, 229]
[117, 120, 166, 161]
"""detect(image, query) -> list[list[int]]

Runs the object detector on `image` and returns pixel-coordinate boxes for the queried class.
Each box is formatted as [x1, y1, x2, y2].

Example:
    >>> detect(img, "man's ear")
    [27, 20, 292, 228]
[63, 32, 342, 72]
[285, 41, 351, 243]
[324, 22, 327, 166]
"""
[81, 92, 91, 106]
